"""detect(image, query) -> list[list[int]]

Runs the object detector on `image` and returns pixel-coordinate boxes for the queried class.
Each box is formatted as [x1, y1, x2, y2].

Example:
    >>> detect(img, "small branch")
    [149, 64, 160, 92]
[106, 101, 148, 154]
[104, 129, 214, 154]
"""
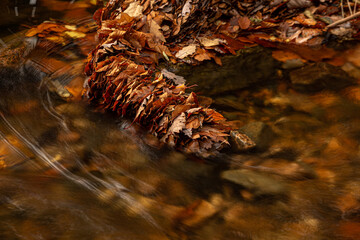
[347, 0, 353, 15]
[325, 11, 360, 29]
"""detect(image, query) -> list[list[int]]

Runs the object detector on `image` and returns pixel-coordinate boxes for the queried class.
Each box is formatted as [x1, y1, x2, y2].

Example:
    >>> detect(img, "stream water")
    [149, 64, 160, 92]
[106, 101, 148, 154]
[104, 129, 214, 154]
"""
[1, 1, 360, 240]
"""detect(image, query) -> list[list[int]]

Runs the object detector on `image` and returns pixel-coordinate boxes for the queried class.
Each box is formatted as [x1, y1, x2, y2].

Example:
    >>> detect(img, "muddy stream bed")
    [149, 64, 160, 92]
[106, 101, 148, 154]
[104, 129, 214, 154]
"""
[1, 1, 360, 240]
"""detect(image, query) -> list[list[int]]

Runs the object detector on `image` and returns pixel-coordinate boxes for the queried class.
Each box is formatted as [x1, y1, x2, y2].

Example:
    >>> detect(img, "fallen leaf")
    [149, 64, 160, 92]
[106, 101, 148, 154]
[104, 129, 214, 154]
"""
[287, 0, 313, 9]
[238, 16, 251, 30]
[123, 1, 144, 18]
[175, 44, 197, 59]
[194, 48, 212, 62]
[149, 19, 166, 42]
[161, 69, 186, 85]
[198, 37, 223, 47]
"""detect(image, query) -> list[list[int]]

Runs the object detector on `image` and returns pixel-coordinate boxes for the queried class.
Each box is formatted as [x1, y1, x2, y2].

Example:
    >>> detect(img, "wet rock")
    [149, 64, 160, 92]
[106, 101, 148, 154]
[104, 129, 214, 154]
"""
[289, 63, 355, 92]
[282, 58, 305, 69]
[214, 95, 247, 111]
[221, 169, 288, 196]
[172, 47, 277, 95]
[244, 159, 316, 180]
[230, 130, 256, 152]
[238, 121, 275, 151]
[222, 111, 247, 121]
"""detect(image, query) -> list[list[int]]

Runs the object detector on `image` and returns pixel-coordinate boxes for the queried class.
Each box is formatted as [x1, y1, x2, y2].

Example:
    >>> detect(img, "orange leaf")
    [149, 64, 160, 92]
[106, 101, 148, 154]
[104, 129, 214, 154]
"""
[238, 16, 251, 30]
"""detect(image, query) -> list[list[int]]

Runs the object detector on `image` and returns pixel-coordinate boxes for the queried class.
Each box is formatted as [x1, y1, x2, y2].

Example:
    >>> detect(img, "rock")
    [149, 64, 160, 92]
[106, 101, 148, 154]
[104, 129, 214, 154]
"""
[289, 63, 355, 92]
[244, 158, 316, 180]
[282, 58, 305, 69]
[214, 95, 247, 111]
[221, 169, 288, 196]
[172, 47, 277, 95]
[230, 130, 256, 152]
[238, 121, 275, 151]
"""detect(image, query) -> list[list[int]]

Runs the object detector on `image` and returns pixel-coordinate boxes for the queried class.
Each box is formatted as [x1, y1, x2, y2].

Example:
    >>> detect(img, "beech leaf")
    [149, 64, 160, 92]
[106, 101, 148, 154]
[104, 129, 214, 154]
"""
[175, 44, 197, 59]
[124, 1, 144, 18]
[161, 69, 186, 85]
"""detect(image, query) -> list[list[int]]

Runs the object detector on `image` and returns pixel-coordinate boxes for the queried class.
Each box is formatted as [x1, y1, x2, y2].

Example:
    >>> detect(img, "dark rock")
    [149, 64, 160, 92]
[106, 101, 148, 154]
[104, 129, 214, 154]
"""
[171, 47, 277, 96]
[214, 95, 247, 111]
[239, 121, 275, 151]
[289, 62, 355, 92]
[221, 169, 288, 196]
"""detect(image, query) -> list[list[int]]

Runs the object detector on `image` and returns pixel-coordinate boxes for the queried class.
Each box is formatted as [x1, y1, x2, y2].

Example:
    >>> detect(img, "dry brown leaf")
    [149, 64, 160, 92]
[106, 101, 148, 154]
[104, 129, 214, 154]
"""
[149, 19, 166, 42]
[198, 37, 223, 47]
[175, 44, 197, 59]
[238, 16, 251, 30]
[123, 1, 144, 18]
[194, 48, 212, 62]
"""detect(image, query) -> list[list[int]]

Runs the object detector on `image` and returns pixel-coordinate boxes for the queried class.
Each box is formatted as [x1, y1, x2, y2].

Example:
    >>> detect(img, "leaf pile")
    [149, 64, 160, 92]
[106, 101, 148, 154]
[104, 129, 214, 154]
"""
[84, 0, 262, 157]
[84, 0, 360, 156]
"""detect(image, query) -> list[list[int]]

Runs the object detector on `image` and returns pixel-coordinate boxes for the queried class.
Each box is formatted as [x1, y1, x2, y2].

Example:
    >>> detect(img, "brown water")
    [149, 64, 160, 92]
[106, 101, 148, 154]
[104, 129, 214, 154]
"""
[1, 1, 360, 240]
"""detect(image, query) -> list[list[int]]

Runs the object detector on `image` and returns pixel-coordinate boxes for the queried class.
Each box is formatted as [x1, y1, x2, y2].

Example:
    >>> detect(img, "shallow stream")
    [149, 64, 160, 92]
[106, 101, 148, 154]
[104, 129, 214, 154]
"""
[1, 1, 360, 240]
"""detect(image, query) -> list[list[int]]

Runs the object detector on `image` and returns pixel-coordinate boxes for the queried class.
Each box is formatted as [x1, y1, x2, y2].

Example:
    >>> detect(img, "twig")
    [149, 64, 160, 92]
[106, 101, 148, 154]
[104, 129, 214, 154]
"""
[325, 11, 360, 29]
[355, 0, 358, 14]
[341, 0, 345, 18]
[347, 0, 353, 15]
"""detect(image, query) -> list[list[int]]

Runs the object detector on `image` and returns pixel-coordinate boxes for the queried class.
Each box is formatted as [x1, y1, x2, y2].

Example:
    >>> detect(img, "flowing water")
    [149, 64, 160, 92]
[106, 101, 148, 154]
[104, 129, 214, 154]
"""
[1, 1, 360, 240]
